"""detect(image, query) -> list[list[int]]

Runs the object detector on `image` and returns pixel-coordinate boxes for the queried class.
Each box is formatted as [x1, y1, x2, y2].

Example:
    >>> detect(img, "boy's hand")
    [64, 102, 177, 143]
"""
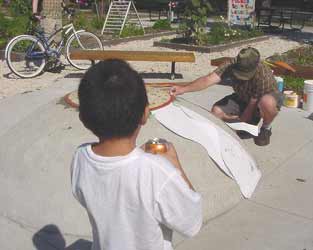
[162, 142, 181, 169]
[142, 142, 195, 190]
[140, 142, 180, 169]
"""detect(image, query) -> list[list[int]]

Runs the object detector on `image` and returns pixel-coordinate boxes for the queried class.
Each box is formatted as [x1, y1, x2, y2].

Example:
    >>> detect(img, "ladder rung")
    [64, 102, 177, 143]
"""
[107, 20, 123, 23]
[106, 25, 122, 27]
[107, 18, 123, 20]
[111, 8, 128, 10]
[106, 22, 123, 25]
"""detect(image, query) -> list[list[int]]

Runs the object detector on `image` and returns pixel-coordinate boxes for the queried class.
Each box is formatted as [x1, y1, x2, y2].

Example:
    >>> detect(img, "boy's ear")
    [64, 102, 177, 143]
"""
[140, 106, 150, 125]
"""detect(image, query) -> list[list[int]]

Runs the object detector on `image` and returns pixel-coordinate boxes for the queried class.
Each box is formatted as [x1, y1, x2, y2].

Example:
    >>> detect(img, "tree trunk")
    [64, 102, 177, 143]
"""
[41, 0, 62, 38]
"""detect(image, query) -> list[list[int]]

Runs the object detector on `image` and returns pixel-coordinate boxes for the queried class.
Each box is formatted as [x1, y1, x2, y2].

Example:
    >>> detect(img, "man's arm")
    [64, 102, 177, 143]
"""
[171, 72, 221, 96]
[240, 98, 258, 123]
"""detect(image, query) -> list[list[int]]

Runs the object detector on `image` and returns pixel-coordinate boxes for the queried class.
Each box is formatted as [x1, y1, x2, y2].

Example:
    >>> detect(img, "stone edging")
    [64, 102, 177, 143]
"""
[101, 30, 176, 46]
[153, 35, 271, 53]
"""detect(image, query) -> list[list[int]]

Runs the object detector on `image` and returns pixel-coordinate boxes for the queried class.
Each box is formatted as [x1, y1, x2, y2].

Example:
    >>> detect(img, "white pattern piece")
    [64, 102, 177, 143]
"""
[152, 103, 261, 198]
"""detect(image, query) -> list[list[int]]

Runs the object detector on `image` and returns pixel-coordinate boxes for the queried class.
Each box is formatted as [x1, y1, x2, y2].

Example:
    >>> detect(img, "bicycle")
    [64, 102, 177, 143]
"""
[5, 4, 103, 78]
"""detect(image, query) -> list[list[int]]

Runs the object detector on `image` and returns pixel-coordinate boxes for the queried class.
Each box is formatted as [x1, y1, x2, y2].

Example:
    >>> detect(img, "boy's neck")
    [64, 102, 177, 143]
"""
[93, 131, 139, 157]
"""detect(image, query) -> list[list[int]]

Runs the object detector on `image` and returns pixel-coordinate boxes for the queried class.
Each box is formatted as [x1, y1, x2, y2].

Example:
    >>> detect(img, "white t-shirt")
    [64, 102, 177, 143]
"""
[71, 144, 202, 250]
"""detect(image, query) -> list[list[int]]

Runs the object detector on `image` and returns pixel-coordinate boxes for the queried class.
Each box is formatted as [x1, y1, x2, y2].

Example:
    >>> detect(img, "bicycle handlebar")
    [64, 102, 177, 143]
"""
[61, 2, 76, 17]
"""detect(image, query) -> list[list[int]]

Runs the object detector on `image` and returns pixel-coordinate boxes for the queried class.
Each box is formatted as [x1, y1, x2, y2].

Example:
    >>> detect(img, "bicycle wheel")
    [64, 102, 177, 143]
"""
[6, 35, 46, 78]
[66, 31, 103, 70]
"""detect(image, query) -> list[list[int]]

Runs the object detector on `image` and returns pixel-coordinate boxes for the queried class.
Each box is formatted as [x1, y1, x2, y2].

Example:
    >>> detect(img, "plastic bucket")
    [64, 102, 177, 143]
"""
[303, 80, 313, 112]
[274, 76, 284, 92]
[283, 91, 299, 108]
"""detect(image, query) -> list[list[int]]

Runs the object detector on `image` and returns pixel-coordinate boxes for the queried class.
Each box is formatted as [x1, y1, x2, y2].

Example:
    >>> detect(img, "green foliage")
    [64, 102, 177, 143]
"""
[287, 46, 313, 66]
[268, 46, 313, 67]
[177, 14, 263, 46]
[90, 17, 104, 30]
[205, 21, 263, 45]
[0, 13, 30, 44]
[9, 0, 31, 16]
[283, 76, 305, 95]
[120, 24, 144, 38]
[180, 0, 213, 39]
[152, 19, 171, 30]
[73, 12, 89, 29]
[0, 37, 6, 48]
[0, 1, 31, 49]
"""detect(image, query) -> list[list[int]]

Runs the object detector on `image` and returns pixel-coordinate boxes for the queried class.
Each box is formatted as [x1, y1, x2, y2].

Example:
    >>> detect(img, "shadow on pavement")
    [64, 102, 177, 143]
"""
[33, 224, 91, 250]
[64, 72, 183, 80]
[139, 72, 183, 80]
[64, 73, 84, 79]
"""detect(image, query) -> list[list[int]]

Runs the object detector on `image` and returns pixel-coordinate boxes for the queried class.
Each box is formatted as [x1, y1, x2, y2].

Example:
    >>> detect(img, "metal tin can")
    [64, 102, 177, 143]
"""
[145, 138, 168, 154]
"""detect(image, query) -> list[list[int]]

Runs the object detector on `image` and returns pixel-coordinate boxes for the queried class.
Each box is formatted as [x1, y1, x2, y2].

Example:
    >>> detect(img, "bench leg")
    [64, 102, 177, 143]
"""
[171, 62, 176, 80]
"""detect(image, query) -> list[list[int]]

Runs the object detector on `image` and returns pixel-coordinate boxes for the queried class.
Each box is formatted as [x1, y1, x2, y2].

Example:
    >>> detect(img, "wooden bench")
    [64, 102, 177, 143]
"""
[69, 50, 195, 80]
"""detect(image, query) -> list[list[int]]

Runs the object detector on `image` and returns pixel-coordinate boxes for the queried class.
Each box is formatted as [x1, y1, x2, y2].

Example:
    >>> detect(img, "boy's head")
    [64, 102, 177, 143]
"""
[78, 59, 148, 140]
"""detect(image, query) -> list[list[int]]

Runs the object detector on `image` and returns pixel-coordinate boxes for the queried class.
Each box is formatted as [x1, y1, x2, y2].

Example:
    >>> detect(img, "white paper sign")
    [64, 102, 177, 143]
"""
[228, 0, 256, 26]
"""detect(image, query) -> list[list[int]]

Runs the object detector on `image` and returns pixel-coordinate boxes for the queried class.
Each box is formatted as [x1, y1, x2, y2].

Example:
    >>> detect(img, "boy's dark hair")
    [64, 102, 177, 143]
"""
[78, 59, 148, 139]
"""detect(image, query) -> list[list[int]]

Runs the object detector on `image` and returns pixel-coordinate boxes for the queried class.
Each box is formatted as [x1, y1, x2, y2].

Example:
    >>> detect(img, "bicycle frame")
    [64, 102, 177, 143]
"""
[35, 22, 85, 57]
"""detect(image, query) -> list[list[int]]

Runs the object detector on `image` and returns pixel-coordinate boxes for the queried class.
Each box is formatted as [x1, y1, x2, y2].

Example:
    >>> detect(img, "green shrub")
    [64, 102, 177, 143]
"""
[283, 76, 305, 95]
[73, 12, 89, 29]
[180, 0, 213, 40]
[205, 21, 264, 45]
[9, 0, 31, 16]
[0, 37, 6, 49]
[152, 19, 171, 30]
[120, 24, 144, 38]
[90, 17, 104, 30]
[0, 13, 29, 43]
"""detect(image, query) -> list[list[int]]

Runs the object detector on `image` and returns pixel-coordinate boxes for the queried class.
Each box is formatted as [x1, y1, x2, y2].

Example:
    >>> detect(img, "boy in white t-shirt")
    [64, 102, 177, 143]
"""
[71, 59, 202, 250]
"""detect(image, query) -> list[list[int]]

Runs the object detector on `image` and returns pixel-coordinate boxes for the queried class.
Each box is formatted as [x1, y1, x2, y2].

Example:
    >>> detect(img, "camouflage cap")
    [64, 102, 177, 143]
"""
[232, 47, 261, 80]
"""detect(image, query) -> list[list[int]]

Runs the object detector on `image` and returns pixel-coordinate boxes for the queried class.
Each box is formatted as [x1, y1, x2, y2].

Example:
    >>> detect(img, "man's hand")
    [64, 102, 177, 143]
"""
[170, 85, 186, 97]
[169, 72, 221, 97]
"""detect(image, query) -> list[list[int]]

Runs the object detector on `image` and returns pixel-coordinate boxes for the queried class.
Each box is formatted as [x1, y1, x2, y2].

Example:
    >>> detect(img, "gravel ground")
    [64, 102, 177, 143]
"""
[0, 35, 301, 100]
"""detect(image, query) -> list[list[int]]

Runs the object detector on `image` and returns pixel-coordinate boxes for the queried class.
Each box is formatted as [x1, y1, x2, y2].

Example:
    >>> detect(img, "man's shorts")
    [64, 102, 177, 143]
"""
[213, 92, 284, 118]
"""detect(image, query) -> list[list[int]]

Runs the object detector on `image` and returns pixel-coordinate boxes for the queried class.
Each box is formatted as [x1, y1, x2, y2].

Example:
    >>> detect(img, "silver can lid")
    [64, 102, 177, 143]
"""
[146, 138, 168, 145]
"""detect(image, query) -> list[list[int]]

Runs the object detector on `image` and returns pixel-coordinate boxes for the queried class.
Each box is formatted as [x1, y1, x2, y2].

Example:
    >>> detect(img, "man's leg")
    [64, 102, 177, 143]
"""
[32, 0, 39, 14]
[211, 105, 240, 122]
[258, 94, 279, 126]
[211, 94, 243, 122]
[254, 93, 282, 146]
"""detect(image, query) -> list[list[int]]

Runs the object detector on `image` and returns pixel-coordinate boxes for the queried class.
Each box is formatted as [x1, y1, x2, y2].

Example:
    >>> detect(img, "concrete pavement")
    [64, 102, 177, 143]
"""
[0, 77, 313, 250]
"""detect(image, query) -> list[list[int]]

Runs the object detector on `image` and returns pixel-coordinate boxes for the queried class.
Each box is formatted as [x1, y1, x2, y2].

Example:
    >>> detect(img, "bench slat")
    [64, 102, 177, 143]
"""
[69, 50, 195, 63]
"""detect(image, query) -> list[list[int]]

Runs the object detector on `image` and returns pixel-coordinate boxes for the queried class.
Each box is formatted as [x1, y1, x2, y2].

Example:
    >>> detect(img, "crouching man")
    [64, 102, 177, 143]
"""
[171, 47, 283, 146]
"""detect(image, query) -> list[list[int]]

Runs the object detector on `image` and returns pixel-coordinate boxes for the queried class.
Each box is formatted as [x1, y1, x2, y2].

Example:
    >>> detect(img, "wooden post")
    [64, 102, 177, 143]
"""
[41, 0, 63, 39]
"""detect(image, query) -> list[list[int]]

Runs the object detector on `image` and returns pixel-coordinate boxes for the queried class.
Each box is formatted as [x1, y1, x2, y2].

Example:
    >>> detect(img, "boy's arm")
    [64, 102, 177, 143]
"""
[153, 143, 202, 237]
[154, 172, 202, 237]
[162, 143, 195, 191]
